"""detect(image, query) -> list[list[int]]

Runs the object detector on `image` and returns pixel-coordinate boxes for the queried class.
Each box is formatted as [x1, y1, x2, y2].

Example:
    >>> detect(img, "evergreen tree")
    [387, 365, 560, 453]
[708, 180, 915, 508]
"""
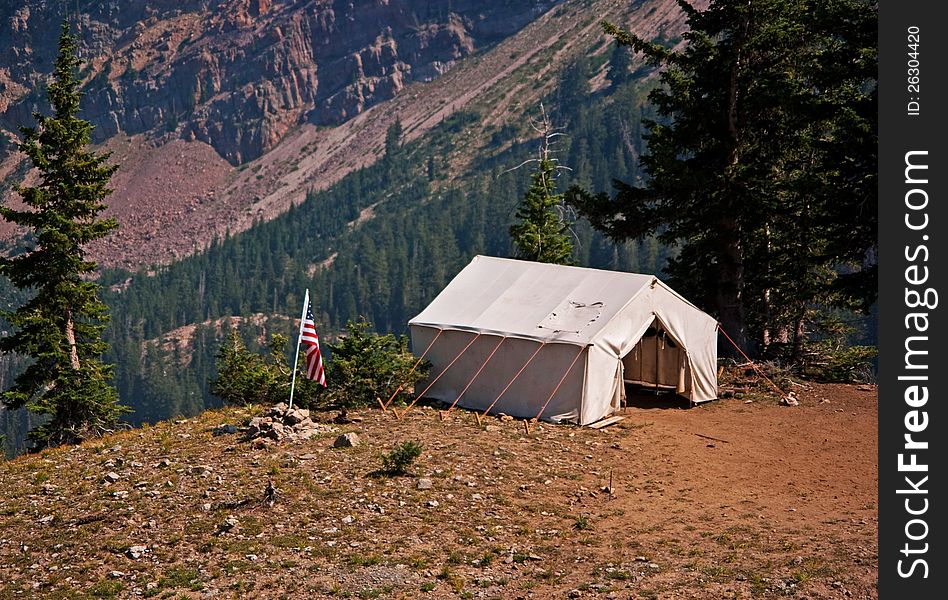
[0, 22, 128, 448]
[509, 108, 574, 265]
[606, 40, 633, 89]
[568, 0, 877, 356]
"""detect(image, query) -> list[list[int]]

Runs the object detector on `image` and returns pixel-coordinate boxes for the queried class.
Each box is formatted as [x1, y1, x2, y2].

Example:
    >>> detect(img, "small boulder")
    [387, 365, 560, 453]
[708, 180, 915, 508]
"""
[268, 422, 287, 440]
[219, 515, 239, 533]
[285, 408, 310, 425]
[417, 478, 433, 490]
[126, 545, 147, 559]
[333, 432, 361, 448]
[780, 392, 800, 406]
[213, 424, 238, 436]
[103, 472, 120, 484]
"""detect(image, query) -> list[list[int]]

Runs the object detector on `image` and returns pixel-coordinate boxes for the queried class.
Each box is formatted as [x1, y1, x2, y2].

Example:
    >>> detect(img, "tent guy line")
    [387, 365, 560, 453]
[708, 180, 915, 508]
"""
[393, 332, 481, 420]
[380, 327, 443, 412]
[441, 336, 508, 419]
[716, 323, 789, 402]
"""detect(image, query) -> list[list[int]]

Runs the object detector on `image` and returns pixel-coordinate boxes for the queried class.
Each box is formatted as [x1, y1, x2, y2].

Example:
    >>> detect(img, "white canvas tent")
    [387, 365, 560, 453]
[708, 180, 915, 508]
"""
[408, 256, 718, 425]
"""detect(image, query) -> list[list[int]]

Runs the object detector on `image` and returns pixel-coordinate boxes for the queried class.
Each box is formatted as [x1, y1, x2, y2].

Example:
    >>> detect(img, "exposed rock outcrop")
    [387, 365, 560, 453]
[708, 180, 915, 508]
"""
[0, 0, 560, 165]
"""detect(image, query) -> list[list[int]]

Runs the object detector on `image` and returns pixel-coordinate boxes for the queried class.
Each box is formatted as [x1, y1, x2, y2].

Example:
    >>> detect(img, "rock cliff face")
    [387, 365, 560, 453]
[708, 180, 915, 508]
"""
[0, 0, 559, 165]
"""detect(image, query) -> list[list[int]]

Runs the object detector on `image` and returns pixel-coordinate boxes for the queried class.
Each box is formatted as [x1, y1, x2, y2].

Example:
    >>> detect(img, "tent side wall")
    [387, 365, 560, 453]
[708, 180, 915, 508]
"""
[409, 325, 588, 423]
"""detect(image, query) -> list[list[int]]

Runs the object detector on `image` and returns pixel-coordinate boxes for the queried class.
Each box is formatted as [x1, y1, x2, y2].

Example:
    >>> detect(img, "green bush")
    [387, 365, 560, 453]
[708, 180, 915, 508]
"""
[798, 314, 877, 383]
[324, 318, 429, 409]
[800, 342, 877, 383]
[381, 440, 423, 476]
[210, 331, 320, 406]
[211, 331, 288, 405]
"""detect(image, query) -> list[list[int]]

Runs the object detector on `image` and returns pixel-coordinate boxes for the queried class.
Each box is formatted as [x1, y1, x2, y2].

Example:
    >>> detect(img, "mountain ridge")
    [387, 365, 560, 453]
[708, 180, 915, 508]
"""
[1, 0, 694, 269]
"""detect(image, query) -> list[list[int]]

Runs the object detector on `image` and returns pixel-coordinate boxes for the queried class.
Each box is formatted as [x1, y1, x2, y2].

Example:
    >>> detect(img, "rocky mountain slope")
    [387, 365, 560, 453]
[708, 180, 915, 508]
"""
[2, 0, 558, 164]
[1, 0, 694, 269]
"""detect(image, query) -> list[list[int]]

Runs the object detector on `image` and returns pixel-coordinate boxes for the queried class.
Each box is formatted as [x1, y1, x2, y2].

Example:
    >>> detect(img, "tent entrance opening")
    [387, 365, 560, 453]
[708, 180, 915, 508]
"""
[621, 319, 690, 398]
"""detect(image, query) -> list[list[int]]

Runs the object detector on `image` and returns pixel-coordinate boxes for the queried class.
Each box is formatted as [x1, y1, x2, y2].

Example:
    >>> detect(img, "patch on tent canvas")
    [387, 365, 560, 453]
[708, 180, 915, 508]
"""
[536, 301, 604, 334]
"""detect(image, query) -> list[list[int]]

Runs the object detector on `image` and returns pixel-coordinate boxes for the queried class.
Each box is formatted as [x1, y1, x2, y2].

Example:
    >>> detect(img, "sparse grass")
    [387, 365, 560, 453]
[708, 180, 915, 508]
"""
[88, 578, 124, 598]
[158, 566, 203, 591]
[573, 514, 593, 530]
[347, 552, 382, 567]
[0, 379, 877, 599]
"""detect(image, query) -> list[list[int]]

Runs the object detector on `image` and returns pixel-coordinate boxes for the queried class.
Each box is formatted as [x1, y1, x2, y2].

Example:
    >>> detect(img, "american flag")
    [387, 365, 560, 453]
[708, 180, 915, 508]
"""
[301, 299, 327, 386]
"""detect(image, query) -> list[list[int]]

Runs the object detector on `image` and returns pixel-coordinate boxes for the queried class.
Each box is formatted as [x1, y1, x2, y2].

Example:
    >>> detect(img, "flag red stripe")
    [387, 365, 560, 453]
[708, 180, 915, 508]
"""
[300, 299, 327, 387]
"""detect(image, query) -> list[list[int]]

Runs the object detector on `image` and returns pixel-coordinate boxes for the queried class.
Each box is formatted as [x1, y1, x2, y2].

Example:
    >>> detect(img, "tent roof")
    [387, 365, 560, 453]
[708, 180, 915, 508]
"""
[409, 255, 697, 344]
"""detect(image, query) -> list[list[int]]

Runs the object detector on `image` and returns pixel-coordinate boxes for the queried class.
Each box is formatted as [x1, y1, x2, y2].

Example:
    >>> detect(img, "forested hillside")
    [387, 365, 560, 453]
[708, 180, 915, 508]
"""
[2, 56, 666, 456]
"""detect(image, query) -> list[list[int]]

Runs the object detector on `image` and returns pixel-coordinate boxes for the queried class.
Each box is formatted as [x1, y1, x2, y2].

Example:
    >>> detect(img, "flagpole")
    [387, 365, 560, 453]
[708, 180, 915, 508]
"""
[288, 289, 309, 410]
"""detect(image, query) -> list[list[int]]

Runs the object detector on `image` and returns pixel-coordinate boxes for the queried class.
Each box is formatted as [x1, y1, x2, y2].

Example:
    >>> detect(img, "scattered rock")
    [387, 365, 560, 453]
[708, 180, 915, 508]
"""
[126, 545, 148, 559]
[213, 424, 239, 436]
[285, 408, 310, 425]
[781, 392, 800, 406]
[568, 589, 582, 599]
[108, 571, 125, 579]
[341, 515, 355, 524]
[218, 515, 239, 533]
[417, 478, 433, 490]
[243, 404, 334, 444]
[103, 472, 120, 484]
[426, 500, 439, 508]
[333, 432, 361, 448]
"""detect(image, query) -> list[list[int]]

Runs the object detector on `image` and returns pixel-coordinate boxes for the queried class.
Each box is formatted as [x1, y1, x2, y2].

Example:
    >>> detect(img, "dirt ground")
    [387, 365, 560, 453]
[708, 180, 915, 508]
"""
[0, 381, 877, 599]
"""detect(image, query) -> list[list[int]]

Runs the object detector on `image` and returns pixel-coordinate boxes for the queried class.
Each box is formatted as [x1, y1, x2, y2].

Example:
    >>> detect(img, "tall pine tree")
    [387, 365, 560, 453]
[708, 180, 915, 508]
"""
[0, 22, 128, 448]
[569, 0, 877, 357]
[509, 108, 574, 265]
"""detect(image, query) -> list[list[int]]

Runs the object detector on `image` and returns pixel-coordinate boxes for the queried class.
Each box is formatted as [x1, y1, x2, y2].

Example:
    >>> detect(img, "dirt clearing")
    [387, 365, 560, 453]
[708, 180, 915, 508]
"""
[0, 382, 876, 598]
